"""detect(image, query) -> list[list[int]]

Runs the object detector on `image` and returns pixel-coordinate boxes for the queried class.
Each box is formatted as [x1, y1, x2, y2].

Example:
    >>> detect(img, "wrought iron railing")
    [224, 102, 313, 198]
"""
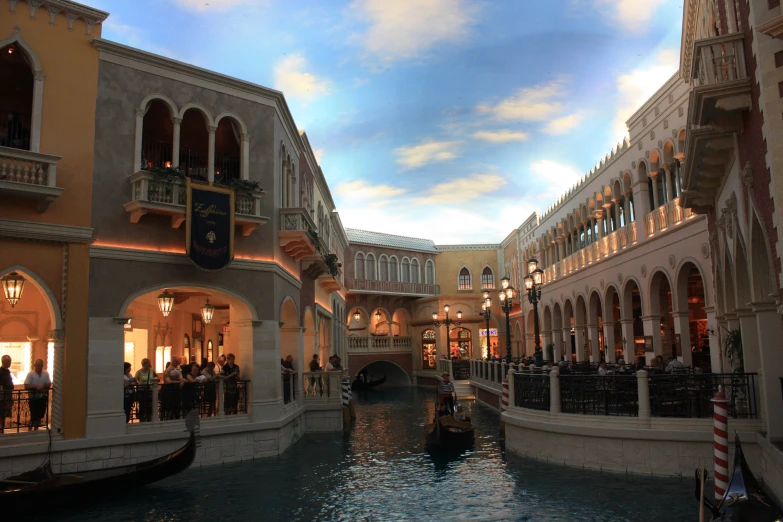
[0, 110, 31, 150]
[141, 139, 173, 169]
[215, 154, 240, 183]
[452, 361, 470, 380]
[560, 375, 638, 416]
[648, 373, 758, 419]
[0, 388, 50, 433]
[127, 380, 248, 423]
[514, 374, 550, 411]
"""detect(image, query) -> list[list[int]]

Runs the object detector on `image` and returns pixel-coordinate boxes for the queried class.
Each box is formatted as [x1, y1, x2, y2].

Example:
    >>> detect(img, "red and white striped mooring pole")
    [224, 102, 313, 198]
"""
[501, 377, 509, 413]
[712, 389, 729, 501]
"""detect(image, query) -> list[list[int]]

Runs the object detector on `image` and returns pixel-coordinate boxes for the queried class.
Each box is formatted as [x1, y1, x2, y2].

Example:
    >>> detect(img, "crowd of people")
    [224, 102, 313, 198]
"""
[0, 355, 52, 432]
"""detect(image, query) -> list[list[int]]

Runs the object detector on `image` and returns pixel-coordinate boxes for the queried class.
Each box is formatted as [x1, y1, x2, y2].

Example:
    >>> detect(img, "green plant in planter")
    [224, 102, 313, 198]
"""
[224, 178, 262, 195]
[148, 166, 185, 182]
[722, 327, 743, 372]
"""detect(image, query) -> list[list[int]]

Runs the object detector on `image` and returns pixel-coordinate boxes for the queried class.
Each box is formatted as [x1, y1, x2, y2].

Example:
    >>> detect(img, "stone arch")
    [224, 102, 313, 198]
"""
[370, 307, 392, 335]
[214, 111, 249, 135]
[391, 308, 411, 336]
[354, 251, 366, 280]
[0, 265, 61, 332]
[139, 93, 178, 120]
[674, 257, 710, 310]
[749, 209, 775, 302]
[354, 359, 411, 384]
[117, 282, 257, 322]
[279, 295, 299, 326]
[177, 102, 214, 126]
[347, 306, 369, 336]
[0, 27, 44, 151]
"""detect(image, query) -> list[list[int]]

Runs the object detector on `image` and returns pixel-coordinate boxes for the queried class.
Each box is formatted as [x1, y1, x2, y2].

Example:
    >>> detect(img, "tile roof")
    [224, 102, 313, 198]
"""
[345, 228, 439, 253]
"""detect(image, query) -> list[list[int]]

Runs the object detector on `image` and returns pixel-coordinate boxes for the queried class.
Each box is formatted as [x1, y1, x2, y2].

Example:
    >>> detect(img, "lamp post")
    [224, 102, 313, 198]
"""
[433, 304, 462, 359]
[523, 258, 545, 367]
[498, 277, 515, 363]
[481, 292, 492, 359]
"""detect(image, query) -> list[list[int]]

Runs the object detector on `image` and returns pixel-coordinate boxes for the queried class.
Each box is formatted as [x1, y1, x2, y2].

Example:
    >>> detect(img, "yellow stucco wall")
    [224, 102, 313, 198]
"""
[435, 249, 499, 296]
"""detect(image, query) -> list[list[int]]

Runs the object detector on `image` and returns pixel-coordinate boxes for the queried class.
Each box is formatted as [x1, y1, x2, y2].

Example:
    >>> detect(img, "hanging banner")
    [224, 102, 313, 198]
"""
[186, 179, 235, 271]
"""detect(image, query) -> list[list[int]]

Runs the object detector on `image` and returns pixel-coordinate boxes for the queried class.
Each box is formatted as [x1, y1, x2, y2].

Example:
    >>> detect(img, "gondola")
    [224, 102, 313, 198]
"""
[424, 406, 474, 448]
[694, 434, 783, 522]
[2, 410, 200, 515]
[351, 374, 386, 390]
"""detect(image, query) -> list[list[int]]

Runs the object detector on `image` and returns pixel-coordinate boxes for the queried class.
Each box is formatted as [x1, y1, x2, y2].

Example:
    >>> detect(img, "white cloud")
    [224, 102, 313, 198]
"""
[529, 160, 584, 196]
[394, 140, 462, 170]
[543, 113, 584, 135]
[352, 0, 475, 62]
[313, 148, 325, 164]
[611, 48, 679, 142]
[593, 0, 668, 31]
[477, 80, 566, 122]
[471, 130, 530, 143]
[274, 54, 331, 101]
[171, 0, 258, 12]
[416, 173, 507, 204]
[335, 180, 406, 203]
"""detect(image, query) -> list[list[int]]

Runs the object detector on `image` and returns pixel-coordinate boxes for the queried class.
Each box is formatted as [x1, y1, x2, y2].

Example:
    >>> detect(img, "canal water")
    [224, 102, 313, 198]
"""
[55, 387, 695, 521]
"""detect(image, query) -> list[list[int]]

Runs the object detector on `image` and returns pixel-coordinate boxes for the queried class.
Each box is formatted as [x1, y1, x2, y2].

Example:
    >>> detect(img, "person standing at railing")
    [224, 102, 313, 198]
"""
[182, 363, 202, 414]
[134, 358, 156, 422]
[309, 354, 321, 372]
[123, 362, 138, 423]
[0, 355, 13, 433]
[200, 362, 218, 416]
[221, 353, 240, 415]
[24, 359, 50, 431]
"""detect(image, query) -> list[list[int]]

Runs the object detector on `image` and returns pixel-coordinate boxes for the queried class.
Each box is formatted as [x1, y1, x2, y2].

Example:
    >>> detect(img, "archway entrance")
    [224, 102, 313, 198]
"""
[479, 317, 499, 359]
[449, 327, 472, 360]
[421, 329, 436, 369]
[675, 263, 708, 370]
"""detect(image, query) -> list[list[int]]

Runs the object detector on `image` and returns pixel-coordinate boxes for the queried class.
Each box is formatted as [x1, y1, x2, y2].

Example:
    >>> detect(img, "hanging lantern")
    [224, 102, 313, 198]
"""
[2, 272, 25, 308]
[353, 311, 361, 322]
[375, 310, 382, 323]
[201, 298, 215, 324]
[157, 289, 175, 317]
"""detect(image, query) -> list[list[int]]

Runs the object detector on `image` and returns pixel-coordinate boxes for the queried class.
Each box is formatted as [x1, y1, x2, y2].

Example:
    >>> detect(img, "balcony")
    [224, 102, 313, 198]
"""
[0, 146, 63, 212]
[644, 198, 695, 237]
[278, 208, 317, 260]
[347, 336, 412, 353]
[123, 171, 268, 236]
[345, 278, 439, 296]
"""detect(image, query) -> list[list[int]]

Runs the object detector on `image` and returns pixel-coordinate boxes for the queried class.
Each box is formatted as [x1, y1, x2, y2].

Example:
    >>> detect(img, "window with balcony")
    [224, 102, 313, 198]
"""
[425, 260, 435, 284]
[355, 252, 365, 279]
[214, 116, 241, 184]
[411, 258, 420, 284]
[481, 266, 494, 289]
[379, 255, 389, 280]
[401, 258, 411, 283]
[389, 256, 399, 282]
[0, 43, 32, 151]
[179, 108, 209, 179]
[141, 100, 174, 169]
[458, 267, 471, 290]
[366, 253, 376, 280]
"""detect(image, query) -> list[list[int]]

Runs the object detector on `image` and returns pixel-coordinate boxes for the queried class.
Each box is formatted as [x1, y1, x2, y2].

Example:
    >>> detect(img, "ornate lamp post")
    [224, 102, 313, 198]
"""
[498, 277, 515, 363]
[523, 258, 545, 367]
[481, 291, 492, 359]
[433, 304, 462, 358]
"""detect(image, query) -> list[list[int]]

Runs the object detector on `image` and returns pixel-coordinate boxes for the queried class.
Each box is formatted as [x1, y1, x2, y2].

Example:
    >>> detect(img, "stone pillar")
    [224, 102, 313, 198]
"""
[49, 329, 64, 435]
[664, 165, 674, 202]
[552, 328, 563, 361]
[705, 308, 722, 373]
[207, 125, 217, 183]
[614, 200, 621, 231]
[558, 237, 565, 261]
[623, 193, 632, 224]
[620, 319, 635, 364]
[549, 367, 561, 413]
[650, 172, 660, 209]
[603, 322, 616, 363]
[562, 327, 571, 361]
[672, 312, 692, 366]
[752, 302, 783, 441]
[171, 117, 182, 168]
[632, 182, 649, 240]
[134, 108, 145, 173]
[507, 369, 516, 409]
[641, 315, 662, 360]
[596, 211, 604, 240]
[30, 71, 45, 152]
[542, 330, 552, 361]
[240, 133, 250, 180]
[574, 326, 585, 362]
[85, 317, 127, 438]
[234, 319, 281, 421]
[637, 370, 650, 422]
[587, 323, 600, 362]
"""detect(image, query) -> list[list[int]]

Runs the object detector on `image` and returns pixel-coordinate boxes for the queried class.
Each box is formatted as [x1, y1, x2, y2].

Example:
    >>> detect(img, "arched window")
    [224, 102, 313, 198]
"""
[411, 258, 420, 284]
[355, 252, 365, 279]
[379, 255, 389, 281]
[214, 116, 242, 183]
[401, 258, 411, 283]
[366, 253, 376, 280]
[458, 267, 471, 290]
[389, 257, 399, 282]
[425, 260, 435, 285]
[481, 266, 494, 289]
[141, 100, 174, 170]
[0, 38, 39, 152]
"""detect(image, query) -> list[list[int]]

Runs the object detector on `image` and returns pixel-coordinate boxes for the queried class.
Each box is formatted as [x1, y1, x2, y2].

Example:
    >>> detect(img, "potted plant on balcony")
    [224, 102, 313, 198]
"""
[224, 178, 261, 196]
[323, 253, 341, 278]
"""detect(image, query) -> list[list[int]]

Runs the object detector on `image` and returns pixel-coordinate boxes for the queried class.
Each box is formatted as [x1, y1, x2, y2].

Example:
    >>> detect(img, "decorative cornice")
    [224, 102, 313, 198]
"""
[0, 218, 94, 244]
[435, 244, 500, 252]
[8, 0, 109, 34]
[89, 245, 302, 290]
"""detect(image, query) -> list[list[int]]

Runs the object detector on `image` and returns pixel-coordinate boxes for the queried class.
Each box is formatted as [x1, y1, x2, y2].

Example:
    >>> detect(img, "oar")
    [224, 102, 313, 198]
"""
[699, 468, 706, 522]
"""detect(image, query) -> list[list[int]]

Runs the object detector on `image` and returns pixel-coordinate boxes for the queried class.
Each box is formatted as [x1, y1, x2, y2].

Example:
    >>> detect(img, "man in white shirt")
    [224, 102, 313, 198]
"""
[665, 356, 685, 373]
[24, 359, 51, 430]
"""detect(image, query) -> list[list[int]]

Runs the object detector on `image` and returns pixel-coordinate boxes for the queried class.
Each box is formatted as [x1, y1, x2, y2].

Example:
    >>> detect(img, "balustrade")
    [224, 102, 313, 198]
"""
[0, 145, 62, 211]
[347, 336, 412, 353]
[345, 278, 439, 296]
[127, 380, 249, 423]
[644, 197, 693, 237]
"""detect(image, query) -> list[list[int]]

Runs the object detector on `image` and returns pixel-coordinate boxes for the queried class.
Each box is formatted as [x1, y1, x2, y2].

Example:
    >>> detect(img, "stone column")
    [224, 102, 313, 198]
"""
[134, 108, 145, 173]
[664, 165, 674, 202]
[603, 322, 616, 363]
[620, 319, 635, 364]
[30, 71, 45, 152]
[632, 181, 649, 241]
[85, 317, 128, 438]
[171, 117, 182, 168]
[587, 323, 600, 362]
[234, 319, 282, 421]
[650, 172, 660, 209]
[672, 312, 692, 366]
[558, 237, 565, 261]
[542, 330, 552, 361]
[596, 210, 604, 240]
[207, 125, 217, 183]
[613, 200, 621, 230]
[704, 307, 722, 373]
[240, 133, 250, 180]
[641, 315, 662, 359]
[549, 367, 561, 413]
[637, 370, 650, 423]
[562, 327, 572, 361]
[752, 302, 783, 441]
[574, 326, 585, 362]
[623, 193, 632, 225]
[552, 328, 563, 361]
[49, 329, 65, 435]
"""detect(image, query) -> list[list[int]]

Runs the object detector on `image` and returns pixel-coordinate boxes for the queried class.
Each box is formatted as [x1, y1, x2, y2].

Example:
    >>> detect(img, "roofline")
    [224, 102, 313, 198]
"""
[348, 240, 440, 254]
[435, 244, 500, 251]
[626, 72, 684, 128]
[299, 131, 337, 212]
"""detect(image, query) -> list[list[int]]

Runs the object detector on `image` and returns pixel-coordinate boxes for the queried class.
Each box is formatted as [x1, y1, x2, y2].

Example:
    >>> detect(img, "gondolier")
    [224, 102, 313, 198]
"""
[438, 373, 456, 415]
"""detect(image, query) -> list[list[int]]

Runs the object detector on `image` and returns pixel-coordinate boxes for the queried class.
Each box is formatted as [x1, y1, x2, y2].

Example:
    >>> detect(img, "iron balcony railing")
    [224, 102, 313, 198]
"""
[648, 373, 758, 419]
[0, 388, 50, 433]
[514, 374, 550, 411]
[127, 381, 249, 423]
[560, 375, 639, 416]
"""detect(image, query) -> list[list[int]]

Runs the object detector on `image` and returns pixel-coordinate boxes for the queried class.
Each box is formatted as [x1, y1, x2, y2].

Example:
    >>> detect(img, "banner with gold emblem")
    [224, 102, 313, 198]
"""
[185, 178, 235, 271]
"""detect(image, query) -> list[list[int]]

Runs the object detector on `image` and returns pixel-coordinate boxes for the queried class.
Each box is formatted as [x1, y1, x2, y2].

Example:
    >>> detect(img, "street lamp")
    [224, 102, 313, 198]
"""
[523, 258, 545, 366]
[433, 304, 462, 359]
[353, 310, 361, 322]
[498, 276, 515, 363]
[481, 291, 492, 359]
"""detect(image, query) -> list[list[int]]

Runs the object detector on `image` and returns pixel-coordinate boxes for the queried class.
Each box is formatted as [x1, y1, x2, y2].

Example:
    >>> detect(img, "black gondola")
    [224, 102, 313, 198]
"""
[424, 414, 475, 447]
[694, 434, 783, 522]
[2, 410, 200, 515]
[351, 374, 386, 390]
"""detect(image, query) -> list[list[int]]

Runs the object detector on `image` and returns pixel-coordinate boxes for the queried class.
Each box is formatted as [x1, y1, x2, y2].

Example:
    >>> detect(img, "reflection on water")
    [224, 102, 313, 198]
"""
[53, 387, 695, 522]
